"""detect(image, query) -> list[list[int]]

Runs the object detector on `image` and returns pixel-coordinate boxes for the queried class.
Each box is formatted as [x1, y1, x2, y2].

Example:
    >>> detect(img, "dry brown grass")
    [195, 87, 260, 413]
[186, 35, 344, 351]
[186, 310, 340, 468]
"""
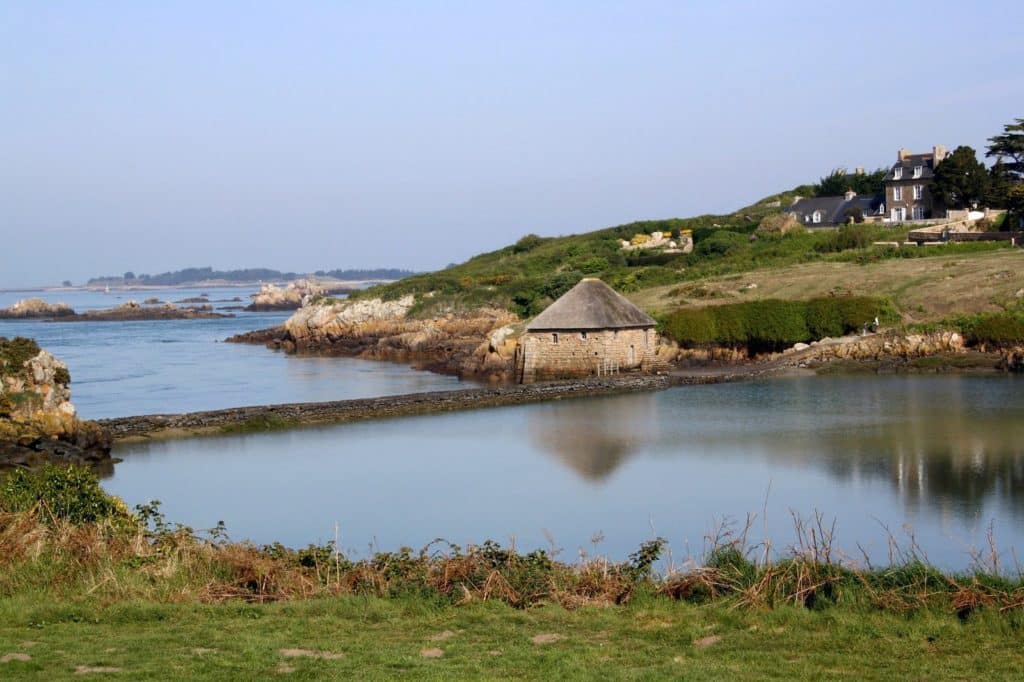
[3, 506, 1024, 619]
[630, 249, 1024, 323]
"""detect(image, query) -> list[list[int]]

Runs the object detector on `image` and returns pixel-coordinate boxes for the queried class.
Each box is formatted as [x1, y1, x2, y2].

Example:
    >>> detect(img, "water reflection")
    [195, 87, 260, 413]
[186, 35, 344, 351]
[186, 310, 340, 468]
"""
[670, 377, 1024, 520]
[528, 394, 658, 480]
[103, 375, 1024, 566]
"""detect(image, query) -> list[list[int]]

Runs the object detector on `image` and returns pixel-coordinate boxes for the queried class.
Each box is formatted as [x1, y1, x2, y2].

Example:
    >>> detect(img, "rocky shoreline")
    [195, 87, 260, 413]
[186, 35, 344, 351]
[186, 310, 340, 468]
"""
[99, 374, 692, 442]
[1, 337, 113, 469]
[0, 298, 232, 322]
[226, 295, 521, 381]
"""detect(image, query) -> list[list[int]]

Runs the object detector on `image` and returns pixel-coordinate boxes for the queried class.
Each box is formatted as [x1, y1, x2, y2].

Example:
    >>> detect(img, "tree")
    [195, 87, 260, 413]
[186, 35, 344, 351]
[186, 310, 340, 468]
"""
[986, 117, 1024, 179]
[61, 280, 72, 287]
[814, 169, 851, 196]
[931, 146, 990, 209]
[987, 159, 1015, 209]
[123, 271, 136, 280]
[813, 168, 886, 197]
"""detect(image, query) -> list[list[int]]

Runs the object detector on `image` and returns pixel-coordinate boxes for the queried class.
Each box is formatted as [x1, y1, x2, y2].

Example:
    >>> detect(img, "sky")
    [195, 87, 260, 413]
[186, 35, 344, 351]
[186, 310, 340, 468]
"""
[2, 1, 1022, 287]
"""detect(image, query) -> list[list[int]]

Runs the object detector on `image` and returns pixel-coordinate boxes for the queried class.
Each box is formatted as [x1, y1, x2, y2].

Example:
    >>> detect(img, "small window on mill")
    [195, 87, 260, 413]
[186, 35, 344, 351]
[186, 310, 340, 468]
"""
[552, 333, 558, 344]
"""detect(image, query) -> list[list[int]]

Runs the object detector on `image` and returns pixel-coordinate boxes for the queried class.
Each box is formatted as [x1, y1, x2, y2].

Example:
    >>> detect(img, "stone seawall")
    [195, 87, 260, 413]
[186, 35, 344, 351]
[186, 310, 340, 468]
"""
[99, 375, 690, 442]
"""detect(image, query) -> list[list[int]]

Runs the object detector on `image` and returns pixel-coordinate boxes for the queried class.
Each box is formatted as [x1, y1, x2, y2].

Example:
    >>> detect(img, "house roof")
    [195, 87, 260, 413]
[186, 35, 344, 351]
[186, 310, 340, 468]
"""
[885, 154, 937, 182]
[786, 193, 883, 225]
[526, 278, 656, 331]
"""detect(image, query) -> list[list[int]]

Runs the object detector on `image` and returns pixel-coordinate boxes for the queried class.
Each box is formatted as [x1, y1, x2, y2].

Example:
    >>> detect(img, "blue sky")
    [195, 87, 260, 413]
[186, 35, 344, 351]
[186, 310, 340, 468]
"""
[2, 1, 1022, 287]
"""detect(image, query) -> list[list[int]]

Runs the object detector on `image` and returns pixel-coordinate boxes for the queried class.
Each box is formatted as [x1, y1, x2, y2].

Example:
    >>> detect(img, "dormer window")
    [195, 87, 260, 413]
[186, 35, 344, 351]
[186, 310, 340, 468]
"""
[812, 210, 822, 224]
[913, 165, 923, 178]
[893, 167, 903, 180]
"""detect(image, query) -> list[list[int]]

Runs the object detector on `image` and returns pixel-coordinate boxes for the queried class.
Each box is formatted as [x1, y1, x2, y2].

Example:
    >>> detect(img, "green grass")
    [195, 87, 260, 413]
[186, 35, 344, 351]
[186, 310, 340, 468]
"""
[2, 594, 1023, 680]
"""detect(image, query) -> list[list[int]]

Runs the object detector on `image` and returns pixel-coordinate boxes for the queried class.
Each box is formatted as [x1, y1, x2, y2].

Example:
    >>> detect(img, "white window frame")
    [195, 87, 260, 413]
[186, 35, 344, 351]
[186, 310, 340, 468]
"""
[913, 165, 923, 178]
[551, 333, 558, 344]
[913, 184, 923, 200]
[893, 186, 903, 201]
[812, 210, 822, 224]
[580, 331, 588, 340]
[893, 167, 903, 180]
[912, 206, 925, 220]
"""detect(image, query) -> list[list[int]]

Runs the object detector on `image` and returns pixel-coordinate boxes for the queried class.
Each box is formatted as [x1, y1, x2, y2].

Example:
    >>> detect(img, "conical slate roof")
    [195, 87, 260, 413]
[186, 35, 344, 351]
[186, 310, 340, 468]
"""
[526, 278, 656, 331]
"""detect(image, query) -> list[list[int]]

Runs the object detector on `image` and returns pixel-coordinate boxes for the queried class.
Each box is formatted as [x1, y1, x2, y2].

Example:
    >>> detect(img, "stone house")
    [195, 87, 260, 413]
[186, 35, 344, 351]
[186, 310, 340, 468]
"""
[884, 146, 949, 222]
[516, 278, 658, 383]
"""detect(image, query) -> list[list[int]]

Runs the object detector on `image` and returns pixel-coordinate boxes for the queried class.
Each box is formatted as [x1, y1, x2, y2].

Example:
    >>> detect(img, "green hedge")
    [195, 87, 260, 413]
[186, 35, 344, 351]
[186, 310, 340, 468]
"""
[964, 313, 1024, 346]
[664, 296, 896, 353]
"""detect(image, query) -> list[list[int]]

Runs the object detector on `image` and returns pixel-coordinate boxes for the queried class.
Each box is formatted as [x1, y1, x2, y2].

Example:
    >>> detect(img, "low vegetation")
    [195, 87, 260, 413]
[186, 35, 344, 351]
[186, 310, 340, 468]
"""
[4, 458, 1024, 681]
[2, 466, 1024, 677]
[351, 195, 1016, 320]
[662, 297, 897, 353]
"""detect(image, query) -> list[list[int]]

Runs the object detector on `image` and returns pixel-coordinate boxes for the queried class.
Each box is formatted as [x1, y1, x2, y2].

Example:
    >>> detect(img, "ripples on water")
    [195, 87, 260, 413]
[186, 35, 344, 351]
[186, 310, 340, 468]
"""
[107, 375, 1024, 570]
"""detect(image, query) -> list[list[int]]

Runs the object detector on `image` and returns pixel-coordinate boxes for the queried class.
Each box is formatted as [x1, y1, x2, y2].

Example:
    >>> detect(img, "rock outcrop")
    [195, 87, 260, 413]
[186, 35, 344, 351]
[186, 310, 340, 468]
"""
[76, 301, 232, 321]
[0, 298, 75, 319]
[245, 280, 353, 311]
[230, 296, 520, 381]
[1, 337, 112, 468]
[0, 298, 232, 322]
[999, 347, 1024, 373]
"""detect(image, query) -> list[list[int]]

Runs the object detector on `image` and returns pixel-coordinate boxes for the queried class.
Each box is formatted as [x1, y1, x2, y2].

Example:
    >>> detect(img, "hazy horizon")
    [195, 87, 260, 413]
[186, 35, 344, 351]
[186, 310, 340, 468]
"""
[3, 1, 1022, 288]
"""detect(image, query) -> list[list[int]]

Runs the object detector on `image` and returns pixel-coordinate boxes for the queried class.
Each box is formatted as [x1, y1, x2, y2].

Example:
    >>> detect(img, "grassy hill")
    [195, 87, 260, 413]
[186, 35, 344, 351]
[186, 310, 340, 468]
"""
[352, 189, 1019, 326]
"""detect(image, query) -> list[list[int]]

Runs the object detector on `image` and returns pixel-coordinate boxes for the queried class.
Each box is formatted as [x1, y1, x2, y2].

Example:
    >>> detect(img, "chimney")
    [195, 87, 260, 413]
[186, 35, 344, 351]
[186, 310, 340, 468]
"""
[897, 148, 910, 162]
[854, 167, 865, 175]
[932, 145, 947, 162]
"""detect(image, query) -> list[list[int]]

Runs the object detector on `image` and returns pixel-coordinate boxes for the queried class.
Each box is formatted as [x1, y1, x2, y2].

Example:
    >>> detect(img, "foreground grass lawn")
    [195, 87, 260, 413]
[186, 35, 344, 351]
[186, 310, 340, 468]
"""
[1, 595, 1023, 680]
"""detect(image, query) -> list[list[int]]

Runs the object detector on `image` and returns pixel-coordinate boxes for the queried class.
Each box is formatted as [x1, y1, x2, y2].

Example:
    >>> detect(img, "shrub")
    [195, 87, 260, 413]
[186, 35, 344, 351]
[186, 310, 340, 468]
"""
[965, 314, 1024, 346]
[834, 224, 873, 250]
[577, 256, 609, 274]
[539, 271, 583, 300]
[742, 299, 808, 351]
[0, 337, 41, 378]
[696, 230, 748, 258]
[663, 308, 718, 345]
[663, 296, 896, 351]
[804, 298, 845, 339]
[0, 465, 133, 526]
[512, 234, 545, 253]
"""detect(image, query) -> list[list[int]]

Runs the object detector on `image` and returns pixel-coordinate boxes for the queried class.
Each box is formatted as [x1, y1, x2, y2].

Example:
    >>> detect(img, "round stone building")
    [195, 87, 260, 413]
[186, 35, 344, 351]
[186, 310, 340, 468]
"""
[516, 278, 658, 383]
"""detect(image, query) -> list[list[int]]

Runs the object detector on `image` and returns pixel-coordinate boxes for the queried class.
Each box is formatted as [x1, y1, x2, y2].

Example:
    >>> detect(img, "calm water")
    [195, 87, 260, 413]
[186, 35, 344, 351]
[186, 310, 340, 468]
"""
[106, 375, 1024, 570]
[0, 287, 465, 419]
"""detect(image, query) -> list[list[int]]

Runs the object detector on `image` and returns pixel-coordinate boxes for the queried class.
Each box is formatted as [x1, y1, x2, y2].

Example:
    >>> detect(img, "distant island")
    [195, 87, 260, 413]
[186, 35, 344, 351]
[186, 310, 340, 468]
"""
[82, 266, 417, 288]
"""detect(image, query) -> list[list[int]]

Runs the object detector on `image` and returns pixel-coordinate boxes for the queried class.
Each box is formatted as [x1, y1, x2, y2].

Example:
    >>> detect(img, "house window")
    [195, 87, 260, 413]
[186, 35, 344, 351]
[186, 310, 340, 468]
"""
[812, 210, 822, 224]
[912, 206, 925, 220]
[893, 167, 903, 180]
[580, 331, 588, 340]
[913, 166, 923, 178]
[878, 203, 885, 215]
[893, 186, 903, 201]
[551, 333, 558, 344]
[913, 185, 923, 200]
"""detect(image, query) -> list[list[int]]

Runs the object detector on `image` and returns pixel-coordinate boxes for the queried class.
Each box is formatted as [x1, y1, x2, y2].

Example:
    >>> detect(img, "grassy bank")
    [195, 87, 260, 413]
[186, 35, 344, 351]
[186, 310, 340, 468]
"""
[3, 466, 1024, 678]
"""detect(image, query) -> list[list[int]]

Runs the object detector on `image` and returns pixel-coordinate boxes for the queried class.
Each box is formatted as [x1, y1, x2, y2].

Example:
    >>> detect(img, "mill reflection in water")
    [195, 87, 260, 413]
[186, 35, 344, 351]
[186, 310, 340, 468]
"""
[105, 375, 1024, 567]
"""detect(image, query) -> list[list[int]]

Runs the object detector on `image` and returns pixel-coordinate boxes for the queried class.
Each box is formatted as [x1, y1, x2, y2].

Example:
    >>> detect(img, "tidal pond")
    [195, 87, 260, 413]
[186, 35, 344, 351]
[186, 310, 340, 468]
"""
[106, 375, 1024, 570]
